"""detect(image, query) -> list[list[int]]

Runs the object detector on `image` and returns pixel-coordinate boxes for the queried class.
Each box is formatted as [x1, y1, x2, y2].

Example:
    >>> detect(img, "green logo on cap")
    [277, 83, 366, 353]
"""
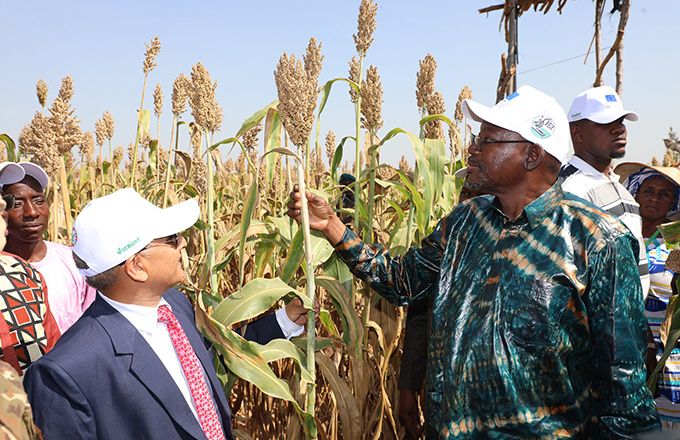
[117, 237, 141, 255]
[530, 115, 555, 139]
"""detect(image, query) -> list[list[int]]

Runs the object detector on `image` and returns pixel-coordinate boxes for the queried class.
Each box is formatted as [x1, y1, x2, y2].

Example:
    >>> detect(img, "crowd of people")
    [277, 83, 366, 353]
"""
[1, 83, 679, 439]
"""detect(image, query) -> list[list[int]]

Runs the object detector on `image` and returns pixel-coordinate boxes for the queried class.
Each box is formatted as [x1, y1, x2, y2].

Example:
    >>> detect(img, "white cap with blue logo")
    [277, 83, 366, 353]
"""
[567, 85, 638, 124]
[462, 85, 571, 164]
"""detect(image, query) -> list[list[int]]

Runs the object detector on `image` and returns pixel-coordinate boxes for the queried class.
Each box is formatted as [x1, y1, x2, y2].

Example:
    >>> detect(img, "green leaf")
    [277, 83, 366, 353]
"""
[195, 307, 310, 419]
[137, 110, 151, 143]
[318, 78, 360, 117]
[147, 139, 158, 173]
[322, 254, 353, 297]
[238, 176, 259, 287]
[193, 219, 209, 231]
[253, 239, 276, 278]
[316, 276, 363, 355]
[418, 113, 455, 129]
[268, 216, 297, 244]
[214, 220, 268, 254]
[0, 134, 17, 162]
[263, 108, 281, 185]
[318, 309, 340, 338]
[262, 147, 302, 164]
[280, 228, 334, 283]
[234, 100, 278, 139]
[330, 136, 355, 183]
[208, 137, 240, 152]
[212, 277, 312, 327]
[257, 339, 313, 383]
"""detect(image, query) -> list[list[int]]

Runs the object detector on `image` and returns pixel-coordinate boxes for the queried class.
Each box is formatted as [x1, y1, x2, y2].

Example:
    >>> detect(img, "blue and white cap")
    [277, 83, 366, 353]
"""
[462, 85, 571, 164]
[567, 86, 638, 124]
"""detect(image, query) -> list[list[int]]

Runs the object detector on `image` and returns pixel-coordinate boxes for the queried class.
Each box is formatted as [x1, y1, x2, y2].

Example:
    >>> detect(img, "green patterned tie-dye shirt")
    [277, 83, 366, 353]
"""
[334, 183, 659, 439]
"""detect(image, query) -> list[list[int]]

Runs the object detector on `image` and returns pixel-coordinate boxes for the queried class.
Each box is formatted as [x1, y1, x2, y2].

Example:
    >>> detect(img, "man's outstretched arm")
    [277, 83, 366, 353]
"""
[287, 185, 452, 305]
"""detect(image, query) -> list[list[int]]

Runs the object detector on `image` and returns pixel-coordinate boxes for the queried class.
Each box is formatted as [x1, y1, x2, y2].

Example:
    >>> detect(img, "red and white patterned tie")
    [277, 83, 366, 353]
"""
[158, 305, 225, 440]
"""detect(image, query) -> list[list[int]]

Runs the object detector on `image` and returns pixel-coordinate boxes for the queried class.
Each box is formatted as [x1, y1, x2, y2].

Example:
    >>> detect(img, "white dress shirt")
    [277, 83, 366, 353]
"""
[100, 294, 204, 421]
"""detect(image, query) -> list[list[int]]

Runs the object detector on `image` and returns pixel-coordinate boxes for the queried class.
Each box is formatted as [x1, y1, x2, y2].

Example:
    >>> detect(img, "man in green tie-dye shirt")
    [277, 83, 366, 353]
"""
[288, 86, 659, 438]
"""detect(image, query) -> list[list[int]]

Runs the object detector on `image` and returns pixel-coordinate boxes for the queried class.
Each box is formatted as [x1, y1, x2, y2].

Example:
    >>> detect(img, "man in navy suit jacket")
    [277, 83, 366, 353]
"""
[25, 189, 310, 440]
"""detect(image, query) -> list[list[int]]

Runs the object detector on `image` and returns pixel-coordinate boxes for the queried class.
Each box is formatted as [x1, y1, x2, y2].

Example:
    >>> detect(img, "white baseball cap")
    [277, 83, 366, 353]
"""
[17, 162, 49, 190]
[567, 86, 638, 124]
[72, 188, 199, 277]
[462, 85, 571, 164]
[0, 162, 26, 185]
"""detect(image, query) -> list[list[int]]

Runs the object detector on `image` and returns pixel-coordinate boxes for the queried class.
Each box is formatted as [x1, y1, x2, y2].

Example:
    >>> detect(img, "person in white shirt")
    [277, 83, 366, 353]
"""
[2, 162, 97, 334]
[24, 188, 313, 440]
[559, 86, 650, 298]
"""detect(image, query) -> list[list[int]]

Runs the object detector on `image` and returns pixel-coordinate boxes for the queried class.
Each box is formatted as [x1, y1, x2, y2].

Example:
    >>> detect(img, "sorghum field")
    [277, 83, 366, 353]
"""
[3, 1, 473, 438]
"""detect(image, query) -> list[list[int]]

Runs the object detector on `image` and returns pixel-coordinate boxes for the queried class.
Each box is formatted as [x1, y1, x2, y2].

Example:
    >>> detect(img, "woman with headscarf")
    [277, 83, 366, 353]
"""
[618, 162, 680, 430]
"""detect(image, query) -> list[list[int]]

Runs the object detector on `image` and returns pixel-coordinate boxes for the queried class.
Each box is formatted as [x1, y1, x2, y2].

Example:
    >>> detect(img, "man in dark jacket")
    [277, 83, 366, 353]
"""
[25, 188, 309, 440]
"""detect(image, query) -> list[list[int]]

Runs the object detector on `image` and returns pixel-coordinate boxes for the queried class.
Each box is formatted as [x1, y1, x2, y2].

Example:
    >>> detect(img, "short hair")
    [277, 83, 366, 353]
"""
[72, 252, 120, 292]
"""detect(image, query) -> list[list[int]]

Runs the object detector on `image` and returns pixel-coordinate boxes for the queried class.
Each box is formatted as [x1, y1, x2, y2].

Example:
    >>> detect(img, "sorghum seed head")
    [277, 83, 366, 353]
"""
[348, 56, 361, 104]
[415, 54, 437, 112]
[274, 52, 319, 147]
[102, 111, 115, 140]
[454, 85, 473, 123]
[143, 36, 161, 74]
[242, 123, 262, 151]
[36, 79, 48, 108]
[189, 63, 223, 133]
[325, 130, 336, 166]
[172, 73, 190, 117]
[153, 84, 163, 118]
[360, 65, 383, 132]
[353, 0, 378, 55]
[424, 91, 446, 139]
[94, 118, 107, 147]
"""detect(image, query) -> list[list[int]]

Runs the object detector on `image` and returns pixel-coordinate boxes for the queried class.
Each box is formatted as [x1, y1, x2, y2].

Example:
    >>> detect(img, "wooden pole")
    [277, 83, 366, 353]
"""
[507, 0, 519, 93]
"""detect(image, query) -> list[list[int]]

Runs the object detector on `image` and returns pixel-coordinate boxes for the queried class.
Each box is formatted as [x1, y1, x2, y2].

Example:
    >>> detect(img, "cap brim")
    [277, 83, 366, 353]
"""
[18, 162, 49, 190]
[0, 163, 26, 186]
[588, 109, 639, 124]
[614, 161, 680, 188]
[462, 99, 520, 135]
[152, 198, 200, 239]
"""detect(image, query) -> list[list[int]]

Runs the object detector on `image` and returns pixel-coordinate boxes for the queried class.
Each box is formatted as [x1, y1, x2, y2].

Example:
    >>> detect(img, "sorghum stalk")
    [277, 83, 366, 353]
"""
[162, 117, 179, 208]
[275, 47, 320, 439]
[353, 55, 364, 234]
[295, 157, 317, 437]
[131, 36, 161, 188]
[205, 131, 218, 297]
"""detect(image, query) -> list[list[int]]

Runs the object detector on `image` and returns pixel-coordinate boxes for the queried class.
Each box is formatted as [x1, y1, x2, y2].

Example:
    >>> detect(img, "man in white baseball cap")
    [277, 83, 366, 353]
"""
[287, 84, 659, 436]
[3, 161, 96, 335]
[559, 86, 649, 299]
[25, 188, 313, 440]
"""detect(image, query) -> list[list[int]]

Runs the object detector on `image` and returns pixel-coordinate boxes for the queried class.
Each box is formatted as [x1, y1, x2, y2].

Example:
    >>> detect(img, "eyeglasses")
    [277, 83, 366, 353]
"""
[469, 133, 532, 149]
[144, 233, 181, 250]
[1, 194, 15, 211]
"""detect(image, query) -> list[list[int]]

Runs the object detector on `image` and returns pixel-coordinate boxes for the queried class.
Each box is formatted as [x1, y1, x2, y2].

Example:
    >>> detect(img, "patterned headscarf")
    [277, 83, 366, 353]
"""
[623, 167, 680, 217]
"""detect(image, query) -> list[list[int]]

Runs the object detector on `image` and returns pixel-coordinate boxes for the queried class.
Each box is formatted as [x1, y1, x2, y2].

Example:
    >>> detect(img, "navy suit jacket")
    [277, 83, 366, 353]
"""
[24, 288, 284, 440]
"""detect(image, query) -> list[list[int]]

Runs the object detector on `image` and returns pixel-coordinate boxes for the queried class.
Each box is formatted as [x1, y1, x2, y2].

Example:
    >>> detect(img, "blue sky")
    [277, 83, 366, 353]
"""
[2, 1, 678, 167]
